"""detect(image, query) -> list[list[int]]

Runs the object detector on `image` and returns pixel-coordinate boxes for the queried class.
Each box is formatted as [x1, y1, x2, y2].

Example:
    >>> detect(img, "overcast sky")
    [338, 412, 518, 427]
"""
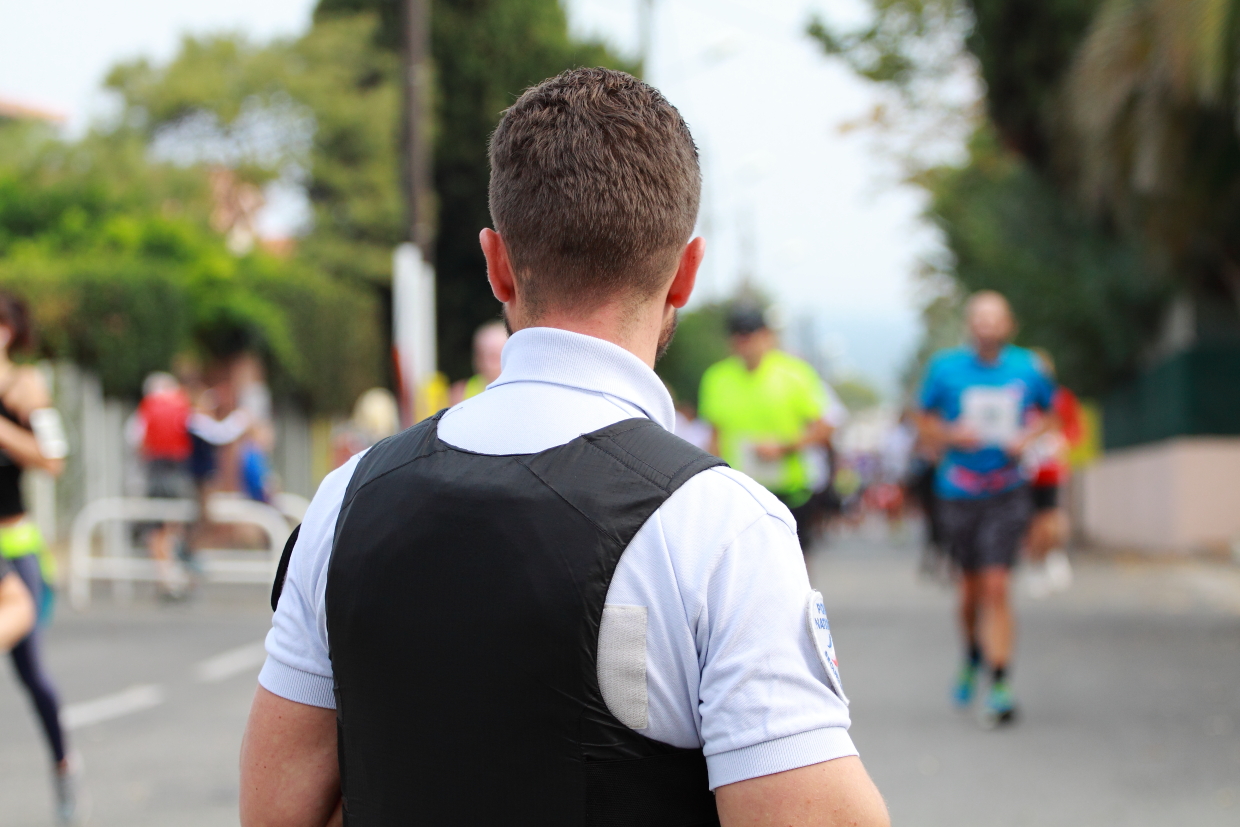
[0, 0, 937, 391]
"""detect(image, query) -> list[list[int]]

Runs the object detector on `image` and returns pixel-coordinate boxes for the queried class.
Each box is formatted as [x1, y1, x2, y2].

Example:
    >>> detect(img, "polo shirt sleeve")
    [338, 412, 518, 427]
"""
[258, 452, 364, 708]
[690, 471, 856, 789]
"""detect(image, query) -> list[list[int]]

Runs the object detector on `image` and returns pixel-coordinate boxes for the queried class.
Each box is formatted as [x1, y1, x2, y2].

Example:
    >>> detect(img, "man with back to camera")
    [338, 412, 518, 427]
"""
[917, 291, 1055, 726]
[698, 307, 840, 552]
[240, 69, 888, 827]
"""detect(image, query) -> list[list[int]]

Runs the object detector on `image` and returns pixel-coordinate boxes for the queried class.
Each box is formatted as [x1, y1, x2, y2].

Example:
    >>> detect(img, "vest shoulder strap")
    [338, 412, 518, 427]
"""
[580, 417, 726, 494]
[517, 418, 725, 548]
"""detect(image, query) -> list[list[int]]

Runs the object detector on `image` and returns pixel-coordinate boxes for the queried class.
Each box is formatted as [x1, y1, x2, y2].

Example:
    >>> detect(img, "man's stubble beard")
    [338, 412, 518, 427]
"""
[655, 309, 679, 364]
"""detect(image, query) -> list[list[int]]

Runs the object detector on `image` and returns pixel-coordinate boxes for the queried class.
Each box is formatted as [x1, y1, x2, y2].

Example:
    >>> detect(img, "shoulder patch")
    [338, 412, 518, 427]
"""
[806, 590, 848, 705]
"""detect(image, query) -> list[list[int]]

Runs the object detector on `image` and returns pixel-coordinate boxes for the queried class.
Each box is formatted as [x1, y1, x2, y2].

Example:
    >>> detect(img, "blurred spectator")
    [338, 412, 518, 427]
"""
[233, 354, 275, 503]
[450, 321, 508, 404]
[133, 372, 195, 597]
[333, 388, 400, 466]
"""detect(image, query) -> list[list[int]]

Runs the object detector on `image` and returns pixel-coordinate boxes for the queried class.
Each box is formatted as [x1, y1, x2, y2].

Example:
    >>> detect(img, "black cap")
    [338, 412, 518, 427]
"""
[726, 306, 768, 336]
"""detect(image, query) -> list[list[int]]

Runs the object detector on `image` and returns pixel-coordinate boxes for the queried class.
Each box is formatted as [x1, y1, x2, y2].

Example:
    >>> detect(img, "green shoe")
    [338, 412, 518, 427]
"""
[980, 681, 1019, 728]
[952, 662, 978, 708]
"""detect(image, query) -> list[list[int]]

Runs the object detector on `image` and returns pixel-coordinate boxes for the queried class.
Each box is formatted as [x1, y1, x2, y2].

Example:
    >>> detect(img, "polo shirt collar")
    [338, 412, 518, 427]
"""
[491, 327, 676, 432]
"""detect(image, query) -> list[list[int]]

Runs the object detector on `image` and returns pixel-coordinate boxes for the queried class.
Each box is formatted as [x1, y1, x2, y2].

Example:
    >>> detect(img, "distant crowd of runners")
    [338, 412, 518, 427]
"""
[677, 291, 1082, 729]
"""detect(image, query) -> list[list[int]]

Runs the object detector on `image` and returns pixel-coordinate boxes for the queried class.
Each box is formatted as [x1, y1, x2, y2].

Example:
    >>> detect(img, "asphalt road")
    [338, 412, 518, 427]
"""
[814, 527, 1240, 826]
[1, 530, 1238, 826]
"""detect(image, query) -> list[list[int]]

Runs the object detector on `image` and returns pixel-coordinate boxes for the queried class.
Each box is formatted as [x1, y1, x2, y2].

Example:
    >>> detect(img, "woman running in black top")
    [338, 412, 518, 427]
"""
[0, 292, 80, 824]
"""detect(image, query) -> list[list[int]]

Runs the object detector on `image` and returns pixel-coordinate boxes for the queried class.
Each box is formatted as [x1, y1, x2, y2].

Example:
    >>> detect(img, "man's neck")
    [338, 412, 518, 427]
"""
[513, 304, 664, 368]
[973, 342, 1004, 365]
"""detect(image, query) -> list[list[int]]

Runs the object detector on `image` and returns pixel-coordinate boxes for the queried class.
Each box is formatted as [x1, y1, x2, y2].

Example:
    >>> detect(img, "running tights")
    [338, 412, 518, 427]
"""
[8, 553, 66, 763]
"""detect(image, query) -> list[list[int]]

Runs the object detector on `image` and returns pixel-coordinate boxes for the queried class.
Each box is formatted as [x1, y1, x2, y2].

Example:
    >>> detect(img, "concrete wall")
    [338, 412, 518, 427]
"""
[1081, 437, 1240, 551]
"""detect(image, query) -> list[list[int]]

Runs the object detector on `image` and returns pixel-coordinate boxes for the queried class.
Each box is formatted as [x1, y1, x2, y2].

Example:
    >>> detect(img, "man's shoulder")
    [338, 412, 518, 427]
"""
[662, 464, 797, 536]
[1003, 345, 1045, 377]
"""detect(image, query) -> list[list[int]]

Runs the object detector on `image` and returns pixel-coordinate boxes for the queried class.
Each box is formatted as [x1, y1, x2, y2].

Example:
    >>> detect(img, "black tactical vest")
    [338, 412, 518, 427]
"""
[325, 413, 725, 826]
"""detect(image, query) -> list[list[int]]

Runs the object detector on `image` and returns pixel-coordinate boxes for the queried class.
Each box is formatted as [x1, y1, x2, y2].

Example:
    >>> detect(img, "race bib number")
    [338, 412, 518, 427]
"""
[805, 590, 848, 705]
[960, 386, 1022, 446]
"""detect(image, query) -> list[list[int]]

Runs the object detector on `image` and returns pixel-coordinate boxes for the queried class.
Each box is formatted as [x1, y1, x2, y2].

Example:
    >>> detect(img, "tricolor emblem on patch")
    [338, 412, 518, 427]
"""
[806, 589, 848, 705]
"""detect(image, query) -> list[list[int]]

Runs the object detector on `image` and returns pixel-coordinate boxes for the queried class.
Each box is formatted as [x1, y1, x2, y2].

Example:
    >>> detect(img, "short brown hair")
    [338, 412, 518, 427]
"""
[488, 68, 700, 315]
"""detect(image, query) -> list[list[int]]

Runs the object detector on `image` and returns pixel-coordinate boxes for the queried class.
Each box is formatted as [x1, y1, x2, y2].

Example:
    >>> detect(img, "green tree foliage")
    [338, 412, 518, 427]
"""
[106, 19, 406, 289]
[313, 0, 630, 380]
[111, 3, 629, 381]
[808, 0, 1222, 396]
[923, 130, 1168, 396]
[966, 0, 1103, 166]
[0, 121, 384, 410]
[1064, 0, 1240, 315]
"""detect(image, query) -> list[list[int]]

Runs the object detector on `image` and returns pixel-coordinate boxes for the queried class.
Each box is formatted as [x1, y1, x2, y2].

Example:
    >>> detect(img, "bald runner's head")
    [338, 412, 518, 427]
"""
[965, 291, 1015, 359]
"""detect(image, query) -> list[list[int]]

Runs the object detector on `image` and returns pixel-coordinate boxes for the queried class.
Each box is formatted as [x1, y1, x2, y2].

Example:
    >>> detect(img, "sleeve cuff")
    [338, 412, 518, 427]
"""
[706, 727, 858, 790]
[258, 656, 337, 709]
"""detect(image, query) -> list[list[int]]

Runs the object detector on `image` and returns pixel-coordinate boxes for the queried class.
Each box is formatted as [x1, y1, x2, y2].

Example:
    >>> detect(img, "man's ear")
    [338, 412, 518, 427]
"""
[667, 237, 705, 309]
[480, 229, 516, 304]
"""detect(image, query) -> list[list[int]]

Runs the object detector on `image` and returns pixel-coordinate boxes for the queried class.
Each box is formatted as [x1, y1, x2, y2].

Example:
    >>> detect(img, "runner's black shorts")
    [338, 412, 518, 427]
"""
[937, 486, 1033, 572]
[1031, 483, 1058, 512]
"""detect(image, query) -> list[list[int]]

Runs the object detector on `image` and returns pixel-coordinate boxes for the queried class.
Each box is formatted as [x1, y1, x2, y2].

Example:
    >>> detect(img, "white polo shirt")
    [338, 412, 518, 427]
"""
[260, 327, 856, 789]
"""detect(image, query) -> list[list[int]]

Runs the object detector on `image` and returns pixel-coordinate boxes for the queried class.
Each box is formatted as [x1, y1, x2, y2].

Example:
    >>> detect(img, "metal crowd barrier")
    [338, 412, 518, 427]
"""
[68, 494, 295, 610]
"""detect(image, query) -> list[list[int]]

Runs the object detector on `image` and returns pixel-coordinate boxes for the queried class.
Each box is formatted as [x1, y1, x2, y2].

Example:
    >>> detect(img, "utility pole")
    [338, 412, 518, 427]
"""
[394, 0, 437, 425]
[404, 0, 433, 252]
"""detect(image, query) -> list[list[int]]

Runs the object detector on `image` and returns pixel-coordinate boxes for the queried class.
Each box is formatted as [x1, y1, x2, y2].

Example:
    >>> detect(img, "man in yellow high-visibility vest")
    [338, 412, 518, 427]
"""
[698, 306, 837, 551]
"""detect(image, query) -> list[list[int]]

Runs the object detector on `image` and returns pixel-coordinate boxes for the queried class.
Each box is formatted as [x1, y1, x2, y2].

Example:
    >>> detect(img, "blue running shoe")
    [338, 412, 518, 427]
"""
[980, 681, 1019, 728]
[952, 662, 978, 708]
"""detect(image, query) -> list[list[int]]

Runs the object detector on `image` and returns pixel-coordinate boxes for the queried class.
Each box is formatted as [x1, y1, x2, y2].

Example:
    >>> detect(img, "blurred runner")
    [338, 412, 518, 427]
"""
[803, 383, 849, 538]
[132, 372, 251, 594]
[0, 292, 80, 823]
[449, 320, 508, 404]
[1022, 350, 1082, 597]
[917, 291, 1055, 727]
[0, 554, 35, 650]
[134, 373, 197, 597]
[907, 413, 948, 580]
[698, 306, 837, 552]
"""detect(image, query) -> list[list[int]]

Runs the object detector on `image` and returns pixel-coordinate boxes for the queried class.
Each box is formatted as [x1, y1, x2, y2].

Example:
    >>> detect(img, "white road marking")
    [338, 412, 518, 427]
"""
[62, 684, 165, 731]
[194, 641, 268, 683]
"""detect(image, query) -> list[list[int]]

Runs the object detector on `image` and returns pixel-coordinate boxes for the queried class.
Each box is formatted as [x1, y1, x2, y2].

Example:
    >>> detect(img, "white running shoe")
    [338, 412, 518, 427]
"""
[1045, 549, 1074, 592]
[53, 752, 86, 826]
[1024, 564, 1052, 599]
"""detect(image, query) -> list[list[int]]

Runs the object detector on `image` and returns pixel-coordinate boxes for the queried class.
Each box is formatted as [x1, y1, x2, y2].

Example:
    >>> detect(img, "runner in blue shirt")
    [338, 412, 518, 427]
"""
[918, 291, 1055, 726]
